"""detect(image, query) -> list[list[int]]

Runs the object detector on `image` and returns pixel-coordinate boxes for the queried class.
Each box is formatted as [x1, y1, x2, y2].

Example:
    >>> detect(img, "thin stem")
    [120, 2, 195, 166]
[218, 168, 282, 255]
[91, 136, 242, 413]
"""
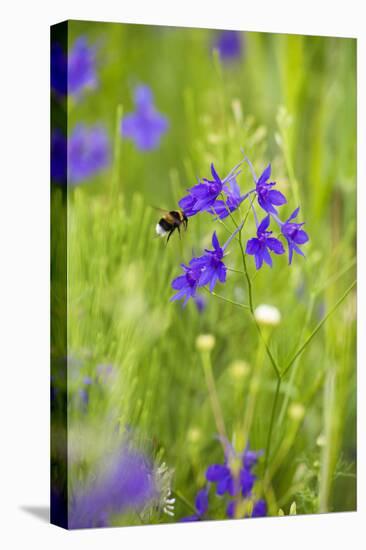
[227, 266, 245, 275]
[207, 288, 249, 310]
[173, 490, 197, 514]
[282, 280, 356, 378]
[200, 351, 227, 444]
[237, 203, 281, 378]
[264, 377, 282, 476]
[218, 192, 239, 229]
[111, 104, 123, 195]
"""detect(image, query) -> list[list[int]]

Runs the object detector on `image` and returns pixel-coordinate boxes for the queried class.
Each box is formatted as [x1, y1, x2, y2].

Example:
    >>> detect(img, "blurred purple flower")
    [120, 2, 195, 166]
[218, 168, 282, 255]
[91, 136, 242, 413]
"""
[246, 215, 285, 269]
[226, 498, 267, 519]
[206, 442, 261, 498]
[51, 37, 97, 99]
[68, 37, 98, 98]
[69, 445, 156, 529]
[68, 125, 110, 184]
[181, 489, 208, 522]
[51, 130, 67, 184]
[121, 85, 168, 151]
[252, 499, 267, 517]
[194, 294, 207, 313]
[96, 363, 115, 384]
[51, 43, 67, 96]
[213, 30, 243, 61]
[280, 207, 309, 264]
[78, 376, 93, 411]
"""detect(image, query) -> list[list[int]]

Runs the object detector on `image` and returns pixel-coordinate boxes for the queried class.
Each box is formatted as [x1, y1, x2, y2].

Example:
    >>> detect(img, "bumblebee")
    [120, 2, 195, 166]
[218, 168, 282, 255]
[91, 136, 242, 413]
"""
[156, 209, 188, 243]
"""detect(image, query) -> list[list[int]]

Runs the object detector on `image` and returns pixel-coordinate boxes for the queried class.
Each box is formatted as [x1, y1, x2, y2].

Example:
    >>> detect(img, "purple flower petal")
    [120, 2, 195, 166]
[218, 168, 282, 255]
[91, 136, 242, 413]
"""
[268, 189, 287, 206]
[206, 464, 230, 482]
[257, 215, 271, 234]
[195, 489, 208, 516]
[266, 237, 285, 255]
[246, 238, 261, 255]
[257, 164, 271, 185]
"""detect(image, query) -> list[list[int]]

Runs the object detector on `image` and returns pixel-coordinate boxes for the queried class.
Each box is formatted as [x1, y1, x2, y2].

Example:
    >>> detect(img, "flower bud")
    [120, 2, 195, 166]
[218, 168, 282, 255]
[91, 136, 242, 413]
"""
[228, 360, 250, 380]
[196, 334, 216, 352]
[254, 304, 281, 327]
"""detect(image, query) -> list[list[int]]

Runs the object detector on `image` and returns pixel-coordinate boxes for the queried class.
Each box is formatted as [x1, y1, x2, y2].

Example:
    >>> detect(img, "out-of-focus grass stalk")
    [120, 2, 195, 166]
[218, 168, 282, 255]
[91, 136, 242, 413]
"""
[111, 104, 123, 196]
[276, 107, 301, 207]
[199, 348, 227, 445]
[269, 370, 325, 480]
[318, 297, 354, 512]
[242, 330, 267, 442]
[282, 280, 356, 378]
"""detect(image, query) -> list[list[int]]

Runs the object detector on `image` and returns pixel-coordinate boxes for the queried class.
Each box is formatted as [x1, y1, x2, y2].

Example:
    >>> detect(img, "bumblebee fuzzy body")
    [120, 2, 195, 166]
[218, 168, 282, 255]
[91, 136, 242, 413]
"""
[156, 210, 188, 242]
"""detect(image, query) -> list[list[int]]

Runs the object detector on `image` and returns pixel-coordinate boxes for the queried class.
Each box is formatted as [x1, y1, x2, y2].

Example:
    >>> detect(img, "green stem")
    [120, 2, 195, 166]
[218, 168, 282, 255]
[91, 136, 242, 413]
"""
[227, 267, 245, 275]
[200, 351, 227, 444]
[207, 287, 249, 310]
[173, 490, 197, 514]
[264, 376, 282, 476]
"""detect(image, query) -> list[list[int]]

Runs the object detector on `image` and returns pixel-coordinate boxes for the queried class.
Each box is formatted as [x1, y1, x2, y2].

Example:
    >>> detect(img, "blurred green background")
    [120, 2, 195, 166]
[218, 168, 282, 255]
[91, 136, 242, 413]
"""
[52, 20, 356, 524]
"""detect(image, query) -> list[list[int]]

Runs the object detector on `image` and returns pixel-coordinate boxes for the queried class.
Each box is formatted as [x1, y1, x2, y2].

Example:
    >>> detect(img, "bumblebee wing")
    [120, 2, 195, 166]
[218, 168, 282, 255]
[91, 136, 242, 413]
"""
[150, 205, 170, 214]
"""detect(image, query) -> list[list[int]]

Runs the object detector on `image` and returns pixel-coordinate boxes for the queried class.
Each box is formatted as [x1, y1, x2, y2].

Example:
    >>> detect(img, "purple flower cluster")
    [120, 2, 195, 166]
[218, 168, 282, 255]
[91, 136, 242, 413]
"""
[181, 442, 266, 522]
[171, 156, 309, 304]
[179, 162, 244, 218]
[171, 231, 227, 305]
[121, 85, 169, 151]
[69, 445, 156, 529]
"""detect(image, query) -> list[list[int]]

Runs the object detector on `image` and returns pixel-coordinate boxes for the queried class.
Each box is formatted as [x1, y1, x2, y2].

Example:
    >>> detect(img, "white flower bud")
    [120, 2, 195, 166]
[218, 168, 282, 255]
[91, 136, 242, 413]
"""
[254, 304, 281, 327]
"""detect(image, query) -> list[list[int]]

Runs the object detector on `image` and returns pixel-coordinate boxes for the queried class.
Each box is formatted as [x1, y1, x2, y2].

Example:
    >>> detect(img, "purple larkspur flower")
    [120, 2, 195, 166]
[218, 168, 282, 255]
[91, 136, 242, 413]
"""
[246, 215, 285, 269]
[206, 442, 262, 498]
[171, 262, 202, 306]
[280, 207, 309, 264]
[181, 488, 208, 522]
[179, 160, 244, 217]
[255, 164, 287, 215]
[51, 130, 67, 184]
[68, 124, 110, 184]
[213, 30, 243, 61]
[192, 232, 227, 292]
[69, 445, 156, 529]
[179, 163, 224, 216]
[210, 178, 247, 219]
[121, 85, 168, 151]
[68, 37, 98, 98]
